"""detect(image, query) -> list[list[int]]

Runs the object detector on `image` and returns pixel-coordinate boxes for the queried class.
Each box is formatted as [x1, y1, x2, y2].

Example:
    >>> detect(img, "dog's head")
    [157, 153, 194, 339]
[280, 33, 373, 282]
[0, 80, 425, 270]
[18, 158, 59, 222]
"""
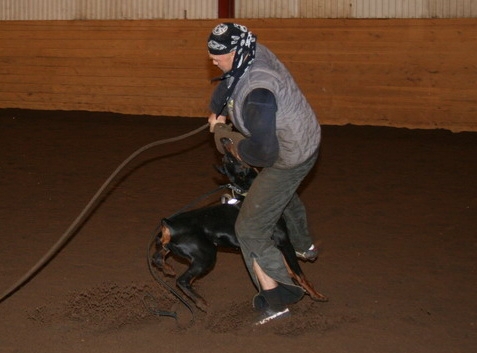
[215, 137, 257, 194]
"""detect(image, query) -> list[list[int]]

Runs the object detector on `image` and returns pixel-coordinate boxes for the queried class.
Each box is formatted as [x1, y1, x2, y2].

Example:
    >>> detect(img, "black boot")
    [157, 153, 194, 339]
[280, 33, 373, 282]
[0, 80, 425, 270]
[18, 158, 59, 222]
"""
[253, 284, 304, 325]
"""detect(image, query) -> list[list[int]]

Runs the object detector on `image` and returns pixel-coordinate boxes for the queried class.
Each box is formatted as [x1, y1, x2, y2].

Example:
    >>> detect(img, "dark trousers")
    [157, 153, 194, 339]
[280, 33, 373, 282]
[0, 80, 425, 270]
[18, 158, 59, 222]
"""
[235, 151, 318, 289]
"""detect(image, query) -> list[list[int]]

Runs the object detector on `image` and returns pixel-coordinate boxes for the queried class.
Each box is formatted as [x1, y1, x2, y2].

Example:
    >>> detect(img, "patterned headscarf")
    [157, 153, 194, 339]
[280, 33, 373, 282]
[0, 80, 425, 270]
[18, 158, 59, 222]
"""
[208, 23, 257, 116]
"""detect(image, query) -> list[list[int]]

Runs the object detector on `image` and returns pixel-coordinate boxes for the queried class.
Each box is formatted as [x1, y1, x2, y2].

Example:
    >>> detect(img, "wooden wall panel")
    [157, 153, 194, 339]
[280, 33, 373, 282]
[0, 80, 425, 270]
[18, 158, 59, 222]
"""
[0, 0, 217, 20]
[2, 1, 477, 20]
[0, 19, 476, 131]
[235, 0, 477, 18]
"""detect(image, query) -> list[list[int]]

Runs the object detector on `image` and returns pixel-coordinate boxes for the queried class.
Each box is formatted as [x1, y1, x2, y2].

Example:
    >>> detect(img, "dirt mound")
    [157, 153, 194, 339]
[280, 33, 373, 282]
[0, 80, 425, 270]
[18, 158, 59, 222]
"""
[27, 281, 354, 337]
[204, 299, 357, 336]
[27, 281, 176, 332]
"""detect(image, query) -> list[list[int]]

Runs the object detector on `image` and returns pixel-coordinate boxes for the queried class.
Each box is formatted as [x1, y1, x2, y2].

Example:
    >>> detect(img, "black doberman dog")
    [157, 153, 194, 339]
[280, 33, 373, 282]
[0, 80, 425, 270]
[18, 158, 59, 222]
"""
[152, 138, 328, 312]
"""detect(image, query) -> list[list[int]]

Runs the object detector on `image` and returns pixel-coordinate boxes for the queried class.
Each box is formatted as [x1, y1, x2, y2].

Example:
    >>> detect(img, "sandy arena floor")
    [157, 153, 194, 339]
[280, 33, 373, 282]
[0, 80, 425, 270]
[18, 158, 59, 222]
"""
[0, 109, 476, 353]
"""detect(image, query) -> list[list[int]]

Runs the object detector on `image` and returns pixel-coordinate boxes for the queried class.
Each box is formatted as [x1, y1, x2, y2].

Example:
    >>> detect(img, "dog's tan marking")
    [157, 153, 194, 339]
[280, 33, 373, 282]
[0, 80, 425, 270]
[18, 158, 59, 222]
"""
[160, 224, 171, 246]
[158, 225, 176, 276]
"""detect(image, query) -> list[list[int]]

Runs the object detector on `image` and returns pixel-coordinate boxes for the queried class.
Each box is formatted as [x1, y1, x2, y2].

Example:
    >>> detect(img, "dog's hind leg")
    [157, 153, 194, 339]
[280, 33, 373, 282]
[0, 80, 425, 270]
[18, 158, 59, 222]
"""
[176, 254, 217, 312]
[152, 229, 176, 276]
[152, 247, 176, 277]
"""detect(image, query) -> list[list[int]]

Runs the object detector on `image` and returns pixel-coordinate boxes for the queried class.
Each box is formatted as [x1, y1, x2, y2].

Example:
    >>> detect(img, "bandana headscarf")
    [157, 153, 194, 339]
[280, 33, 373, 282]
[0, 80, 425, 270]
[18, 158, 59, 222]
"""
[208, 23, 257, 116]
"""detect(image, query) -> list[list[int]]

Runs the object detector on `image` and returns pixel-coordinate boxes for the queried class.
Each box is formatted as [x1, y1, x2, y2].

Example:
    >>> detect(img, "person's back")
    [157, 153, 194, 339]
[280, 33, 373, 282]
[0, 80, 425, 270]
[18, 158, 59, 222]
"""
[229, 42, 321, 169]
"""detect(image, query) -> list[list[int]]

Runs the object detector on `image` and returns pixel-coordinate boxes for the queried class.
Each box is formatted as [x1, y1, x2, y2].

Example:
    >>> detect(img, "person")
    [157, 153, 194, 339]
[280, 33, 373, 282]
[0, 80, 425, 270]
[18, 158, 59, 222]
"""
[206, 23, 321, 325]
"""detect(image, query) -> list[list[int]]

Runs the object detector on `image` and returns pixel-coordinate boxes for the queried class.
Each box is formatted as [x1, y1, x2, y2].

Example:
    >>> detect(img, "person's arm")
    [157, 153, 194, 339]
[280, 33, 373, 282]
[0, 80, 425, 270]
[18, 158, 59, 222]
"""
[237, 88, 279, 167]
[209, 80, 229, 117]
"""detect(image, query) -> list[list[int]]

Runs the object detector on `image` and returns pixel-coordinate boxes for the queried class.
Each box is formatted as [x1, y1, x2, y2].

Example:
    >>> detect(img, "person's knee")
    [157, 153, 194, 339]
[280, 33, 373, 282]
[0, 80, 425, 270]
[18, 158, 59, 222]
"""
[235, 217, 263, 240]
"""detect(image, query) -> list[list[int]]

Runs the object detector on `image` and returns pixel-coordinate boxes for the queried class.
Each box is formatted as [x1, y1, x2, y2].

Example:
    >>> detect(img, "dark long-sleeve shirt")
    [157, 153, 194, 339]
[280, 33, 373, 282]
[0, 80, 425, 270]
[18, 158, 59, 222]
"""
[238, 88, 279, 167]
[210, 82, 280, 167]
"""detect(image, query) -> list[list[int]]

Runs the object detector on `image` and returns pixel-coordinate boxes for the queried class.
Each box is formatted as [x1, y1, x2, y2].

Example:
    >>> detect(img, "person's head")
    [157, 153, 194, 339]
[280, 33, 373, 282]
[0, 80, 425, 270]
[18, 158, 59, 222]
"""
[207, 23, 251, 73]
[209, 51, 235, 73]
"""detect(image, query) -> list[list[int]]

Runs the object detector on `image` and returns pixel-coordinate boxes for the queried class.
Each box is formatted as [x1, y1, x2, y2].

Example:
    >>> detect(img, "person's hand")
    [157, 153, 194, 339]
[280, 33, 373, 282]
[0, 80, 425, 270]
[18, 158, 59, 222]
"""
[208, 113, 227, 132]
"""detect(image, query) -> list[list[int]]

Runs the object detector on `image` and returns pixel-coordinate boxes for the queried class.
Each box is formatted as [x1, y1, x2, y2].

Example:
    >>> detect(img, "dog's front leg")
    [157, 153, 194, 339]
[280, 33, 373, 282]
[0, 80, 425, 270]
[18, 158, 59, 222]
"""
[273, 225, 329, 302]
[289, 269, 329, 302]
[281, 257, 328, 302]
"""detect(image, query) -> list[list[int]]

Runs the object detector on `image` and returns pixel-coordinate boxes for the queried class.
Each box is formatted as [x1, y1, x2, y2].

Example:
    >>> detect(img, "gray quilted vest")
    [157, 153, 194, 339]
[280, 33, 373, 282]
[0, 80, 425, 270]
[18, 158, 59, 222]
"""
[227, 43, 321, 168]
